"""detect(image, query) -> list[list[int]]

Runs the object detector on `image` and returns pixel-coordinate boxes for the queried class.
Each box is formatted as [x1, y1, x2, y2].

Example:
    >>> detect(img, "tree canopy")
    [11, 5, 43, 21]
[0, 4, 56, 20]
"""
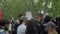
[1, 0, 60, 20]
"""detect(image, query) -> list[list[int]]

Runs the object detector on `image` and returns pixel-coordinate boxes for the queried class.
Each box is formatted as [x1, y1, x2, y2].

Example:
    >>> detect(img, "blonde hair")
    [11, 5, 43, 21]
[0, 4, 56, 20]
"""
[48, 27, 58, 34]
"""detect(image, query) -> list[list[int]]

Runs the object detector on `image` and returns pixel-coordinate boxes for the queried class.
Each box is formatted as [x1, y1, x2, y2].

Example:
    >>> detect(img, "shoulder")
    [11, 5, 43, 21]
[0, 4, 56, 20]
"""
[17, 25, 26, 34]
[18, 24, 26, 28]
[17, 25, 26, 31]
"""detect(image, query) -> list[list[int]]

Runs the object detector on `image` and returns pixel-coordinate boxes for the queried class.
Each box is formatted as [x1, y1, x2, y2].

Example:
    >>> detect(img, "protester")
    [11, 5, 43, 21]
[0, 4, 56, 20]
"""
[0, 12, 59, 34]
[44, 16, 51, 24]
[43, 16, 55, 34]
[11, 14, 23, 34]
[35, 14, 47, 34]
[5, 20, 11, 34]
[26, 20, 38, 34]
[17, 16, 27, 34]
[16, 13, 23, 24]
[15, 14, 24, 34]
[47, 21, 58, 34]
[0, 19, 9, 34]
[12, 13, 59, 34]
[56, 16, 60, 34]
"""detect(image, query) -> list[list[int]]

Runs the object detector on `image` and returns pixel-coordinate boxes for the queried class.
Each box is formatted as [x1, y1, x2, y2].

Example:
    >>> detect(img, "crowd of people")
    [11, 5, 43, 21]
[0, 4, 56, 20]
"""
[0, 13, 60, 34]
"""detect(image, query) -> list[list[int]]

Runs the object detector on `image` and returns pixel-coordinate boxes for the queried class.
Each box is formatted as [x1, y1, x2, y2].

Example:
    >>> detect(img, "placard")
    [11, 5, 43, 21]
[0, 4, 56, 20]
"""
[26, 11, 33, 20]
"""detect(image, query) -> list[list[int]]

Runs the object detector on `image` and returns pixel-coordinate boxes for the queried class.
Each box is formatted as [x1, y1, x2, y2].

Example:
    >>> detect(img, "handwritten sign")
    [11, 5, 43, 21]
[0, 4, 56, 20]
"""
[26, 11, 33, 20]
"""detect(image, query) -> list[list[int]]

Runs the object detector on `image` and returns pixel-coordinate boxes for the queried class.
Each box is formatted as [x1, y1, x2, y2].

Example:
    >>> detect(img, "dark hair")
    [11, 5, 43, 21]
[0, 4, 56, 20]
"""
[0, 19, 6, 26]
[5, 20, 10, 24]
[26, 20, 38, 34]
[55, 16, 60, 25]
[56, 16, 60, 22]
[19, 19, 24, 25]
[44, 16, 51, 23]
[18, 14, 23, 18]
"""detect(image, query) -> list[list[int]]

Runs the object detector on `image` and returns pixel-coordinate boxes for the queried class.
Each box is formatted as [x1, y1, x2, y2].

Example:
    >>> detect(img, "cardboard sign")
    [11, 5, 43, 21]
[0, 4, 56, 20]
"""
[26, 11, 33, 20]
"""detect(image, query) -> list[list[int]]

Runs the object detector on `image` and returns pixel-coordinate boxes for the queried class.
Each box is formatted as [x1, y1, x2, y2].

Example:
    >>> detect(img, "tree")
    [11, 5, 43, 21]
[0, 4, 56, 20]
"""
[2, 0, 60, 20]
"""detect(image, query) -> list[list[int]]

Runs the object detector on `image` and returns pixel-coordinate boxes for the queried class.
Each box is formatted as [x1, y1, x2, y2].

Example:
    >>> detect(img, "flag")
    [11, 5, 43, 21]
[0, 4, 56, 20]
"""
[0, 8, 2, 20]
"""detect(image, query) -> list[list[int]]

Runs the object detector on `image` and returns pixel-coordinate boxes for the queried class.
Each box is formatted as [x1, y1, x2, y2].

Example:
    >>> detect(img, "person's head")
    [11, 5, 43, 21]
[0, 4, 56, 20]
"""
[36, 13, 43, 22]
[5, 20, 10, 25]
[46, 21, 56, 31]
[0, 19, 6, 27]
[26, 20, 37, 33]
[44, 16, 51, 23]
[19, 16, 27, 25]
[56, 16, 60, 23]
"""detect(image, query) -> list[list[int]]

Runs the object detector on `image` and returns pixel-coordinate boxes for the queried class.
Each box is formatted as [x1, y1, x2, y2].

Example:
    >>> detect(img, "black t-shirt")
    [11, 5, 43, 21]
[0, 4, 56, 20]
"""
[36, 21, 47, 34]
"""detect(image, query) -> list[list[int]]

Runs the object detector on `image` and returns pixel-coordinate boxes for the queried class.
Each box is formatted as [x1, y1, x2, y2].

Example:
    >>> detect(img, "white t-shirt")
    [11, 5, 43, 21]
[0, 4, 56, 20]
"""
[17, 24, 26, 34]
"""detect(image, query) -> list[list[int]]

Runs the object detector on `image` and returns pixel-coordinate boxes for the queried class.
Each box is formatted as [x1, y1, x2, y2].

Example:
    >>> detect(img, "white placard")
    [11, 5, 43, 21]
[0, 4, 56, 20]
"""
[26, 11, 33, 20]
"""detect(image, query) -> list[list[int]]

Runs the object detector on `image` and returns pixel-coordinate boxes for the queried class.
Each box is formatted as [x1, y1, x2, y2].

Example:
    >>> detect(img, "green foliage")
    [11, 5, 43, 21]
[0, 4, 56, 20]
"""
[2, 0, 60, 20]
